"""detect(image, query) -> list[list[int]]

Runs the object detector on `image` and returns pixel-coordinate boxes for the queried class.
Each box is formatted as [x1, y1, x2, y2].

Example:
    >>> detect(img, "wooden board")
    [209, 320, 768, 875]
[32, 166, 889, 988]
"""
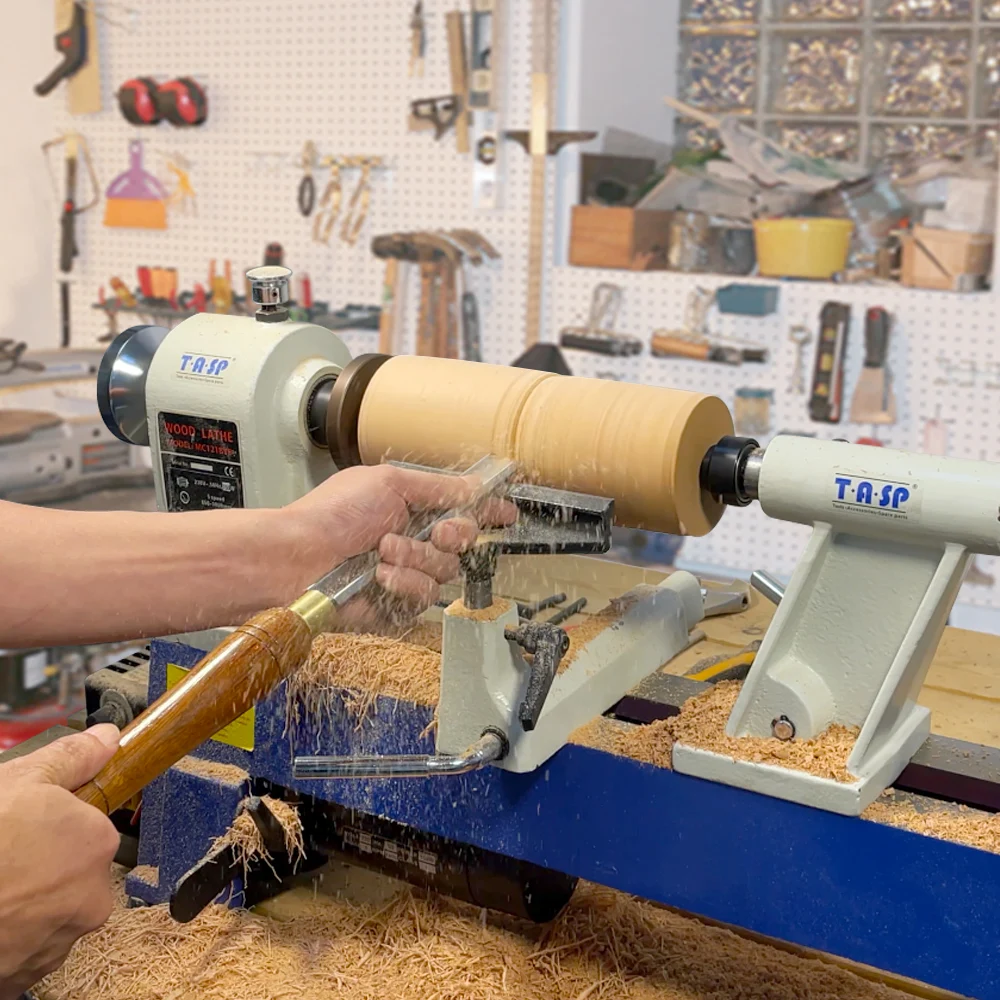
[523, 0, 552, 348]
[446, 10, 470, 154]
[66, 0, 102, 115]
[0, 409, 64, 444]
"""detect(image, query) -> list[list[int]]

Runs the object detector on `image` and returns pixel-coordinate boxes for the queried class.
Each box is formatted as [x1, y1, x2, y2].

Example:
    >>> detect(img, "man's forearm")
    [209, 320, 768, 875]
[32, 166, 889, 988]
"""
[0, 501, 328, 647]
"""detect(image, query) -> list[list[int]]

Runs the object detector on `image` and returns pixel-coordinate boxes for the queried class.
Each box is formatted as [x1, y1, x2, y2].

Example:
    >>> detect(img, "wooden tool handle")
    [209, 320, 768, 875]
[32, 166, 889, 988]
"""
[416, 262, 436, 356]
[378, 258, 399, 355]
[75, 607, 313, 815]
[650, 334, 710, 361]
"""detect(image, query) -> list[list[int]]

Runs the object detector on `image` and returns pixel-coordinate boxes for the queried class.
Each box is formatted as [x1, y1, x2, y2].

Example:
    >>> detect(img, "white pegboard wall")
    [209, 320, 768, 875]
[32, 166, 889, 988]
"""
[551, 264, 1000, 611]
[51, 0, 545, 366]
[46, 1, 1000, 617]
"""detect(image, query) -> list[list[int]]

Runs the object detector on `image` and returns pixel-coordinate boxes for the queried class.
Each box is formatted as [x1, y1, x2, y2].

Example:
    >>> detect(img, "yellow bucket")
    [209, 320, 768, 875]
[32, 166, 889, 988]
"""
[753, 217, 854, 280]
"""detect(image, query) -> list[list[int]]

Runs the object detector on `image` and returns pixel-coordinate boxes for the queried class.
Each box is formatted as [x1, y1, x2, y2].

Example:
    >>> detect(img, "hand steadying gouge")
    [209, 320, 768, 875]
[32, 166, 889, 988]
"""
[307, 455, 516, 612]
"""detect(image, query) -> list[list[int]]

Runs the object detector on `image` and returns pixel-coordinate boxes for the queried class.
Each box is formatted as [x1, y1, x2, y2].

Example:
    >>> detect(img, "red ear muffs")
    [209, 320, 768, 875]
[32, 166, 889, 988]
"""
[117, 77, 162, 125]
[157, 77, 208, 126]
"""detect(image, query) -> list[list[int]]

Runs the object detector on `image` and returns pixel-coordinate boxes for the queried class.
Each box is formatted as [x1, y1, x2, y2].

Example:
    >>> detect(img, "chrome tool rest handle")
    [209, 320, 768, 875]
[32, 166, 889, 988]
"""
[749, 569, 785, 606]
[293, 729, 508, 780]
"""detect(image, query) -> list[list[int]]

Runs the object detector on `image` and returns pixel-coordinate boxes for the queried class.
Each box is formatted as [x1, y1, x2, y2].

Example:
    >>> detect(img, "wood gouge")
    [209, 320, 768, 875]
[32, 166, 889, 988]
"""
[74, 456, 516, 815]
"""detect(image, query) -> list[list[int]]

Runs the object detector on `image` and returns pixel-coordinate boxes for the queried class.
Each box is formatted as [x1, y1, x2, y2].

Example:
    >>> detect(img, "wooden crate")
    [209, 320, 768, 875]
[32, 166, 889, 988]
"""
[901, 224, 993, 292]
[569, 206, 673, 270]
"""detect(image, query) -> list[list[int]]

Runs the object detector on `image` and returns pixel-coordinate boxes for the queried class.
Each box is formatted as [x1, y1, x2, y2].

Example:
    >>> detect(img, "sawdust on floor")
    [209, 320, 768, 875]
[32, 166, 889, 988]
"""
[572, 681, 859, 783]
[171, 756, 249, 785]
[210, 796, 305, 873]
[38, 878, 910, 1000]
[863, 795, 1000, 855]
[287, 630, 443, 724]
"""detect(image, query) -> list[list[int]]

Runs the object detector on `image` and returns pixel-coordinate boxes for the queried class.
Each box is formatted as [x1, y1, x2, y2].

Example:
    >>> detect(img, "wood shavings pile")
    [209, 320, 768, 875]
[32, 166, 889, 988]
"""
[573, 682, 859, 783]
[863, 794, 1000, 855]
[172, 756, 249, 784]
[402, 620, 443, 653]
[668, 681, 859, 782]
[446, 596, 514, 621]
[570, 716, 674, 770]
[287, 630, 443, 724]
[210, 796, 305, 873]
[560, 596, 635, 673]
[129, 864, 158, 888]
[39, 879, 909, 1000]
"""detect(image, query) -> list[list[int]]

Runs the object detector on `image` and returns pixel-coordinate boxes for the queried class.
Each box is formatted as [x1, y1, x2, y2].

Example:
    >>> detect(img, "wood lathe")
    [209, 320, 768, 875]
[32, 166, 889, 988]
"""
[79, 265, 1000, 997]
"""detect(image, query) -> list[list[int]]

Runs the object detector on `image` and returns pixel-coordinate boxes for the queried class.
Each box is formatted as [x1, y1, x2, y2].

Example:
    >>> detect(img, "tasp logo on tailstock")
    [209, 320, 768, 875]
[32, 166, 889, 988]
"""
[832, 473, 916, 521]
[177, 354, 231, 379]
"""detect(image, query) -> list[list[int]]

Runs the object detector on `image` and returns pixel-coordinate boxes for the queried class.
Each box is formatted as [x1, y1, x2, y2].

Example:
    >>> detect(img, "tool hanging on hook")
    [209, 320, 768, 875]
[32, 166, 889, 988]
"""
[446, 9, 471, 154]
[372, 229, 499, 360]
[787, 324, 811, 395]
[35, 1, 88, 96]
[162, 151, 196, 215]
[809, 301, 851, 424]
[470, 0, 505, 210]
[409, 1, 425, 76]
[560, 284, 643, 357]
[312, 157, 342, 244]
[310, 156, 382, 246]
[157, 76, 207, 126]
[341, 158, 375, 246]
[118, 76, 162, 124]
[410, 96, 460, 140]
[42, 133, 100, 348]
[117, 76, 207, 126]
[298, 141, 317, 217]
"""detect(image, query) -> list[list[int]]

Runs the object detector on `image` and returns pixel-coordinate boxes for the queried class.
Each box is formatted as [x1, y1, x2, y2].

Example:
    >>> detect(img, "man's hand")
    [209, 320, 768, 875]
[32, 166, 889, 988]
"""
[285, 464, 510, 609]
[0, 725, 121, 999]
[0, 460, 517, 648]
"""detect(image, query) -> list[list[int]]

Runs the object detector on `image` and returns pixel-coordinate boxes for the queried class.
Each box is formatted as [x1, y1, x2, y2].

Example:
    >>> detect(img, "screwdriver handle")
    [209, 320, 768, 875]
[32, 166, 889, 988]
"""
[75, 606, 313, 815]
[863, 307, 890, 368]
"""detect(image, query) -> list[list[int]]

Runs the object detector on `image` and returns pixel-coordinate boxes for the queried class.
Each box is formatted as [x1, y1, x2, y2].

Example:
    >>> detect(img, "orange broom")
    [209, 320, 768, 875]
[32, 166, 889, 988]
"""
[104, 139, 168, 229]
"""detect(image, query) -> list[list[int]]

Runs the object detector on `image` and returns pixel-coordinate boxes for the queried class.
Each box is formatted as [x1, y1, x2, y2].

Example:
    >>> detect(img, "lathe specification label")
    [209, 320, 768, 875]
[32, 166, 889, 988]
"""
[157, 411, 244, 512]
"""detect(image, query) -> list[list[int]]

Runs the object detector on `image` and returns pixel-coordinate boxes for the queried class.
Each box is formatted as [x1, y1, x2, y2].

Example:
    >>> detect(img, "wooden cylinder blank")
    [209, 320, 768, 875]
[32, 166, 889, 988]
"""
[358, 356, 554, 469]
[75, 607, 313, 815]
[357, 356, 733, 535]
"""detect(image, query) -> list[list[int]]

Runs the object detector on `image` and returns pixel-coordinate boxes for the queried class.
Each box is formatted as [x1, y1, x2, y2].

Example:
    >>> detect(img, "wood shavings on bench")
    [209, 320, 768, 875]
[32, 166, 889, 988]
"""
[573, 681, 859, 783]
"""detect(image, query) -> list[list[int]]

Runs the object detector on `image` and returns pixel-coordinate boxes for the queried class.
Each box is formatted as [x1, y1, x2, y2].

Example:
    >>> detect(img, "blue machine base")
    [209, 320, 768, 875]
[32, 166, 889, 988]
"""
[129, 638, 999, 999]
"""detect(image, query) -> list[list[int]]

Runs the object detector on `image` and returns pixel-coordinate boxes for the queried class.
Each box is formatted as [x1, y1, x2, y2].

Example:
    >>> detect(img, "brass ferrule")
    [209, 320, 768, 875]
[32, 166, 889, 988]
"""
[288, 590, 339, 635]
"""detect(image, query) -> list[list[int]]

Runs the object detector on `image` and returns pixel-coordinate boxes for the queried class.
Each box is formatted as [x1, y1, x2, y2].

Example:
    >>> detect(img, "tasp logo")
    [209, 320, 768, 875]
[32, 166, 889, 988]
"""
[833, 474, 912, 516]
[178, 354, 231, 378]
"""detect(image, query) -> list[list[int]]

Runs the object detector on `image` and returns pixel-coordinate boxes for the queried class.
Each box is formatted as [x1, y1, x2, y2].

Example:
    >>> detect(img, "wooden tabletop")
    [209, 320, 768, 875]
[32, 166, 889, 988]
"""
[0, 409, 63, 445]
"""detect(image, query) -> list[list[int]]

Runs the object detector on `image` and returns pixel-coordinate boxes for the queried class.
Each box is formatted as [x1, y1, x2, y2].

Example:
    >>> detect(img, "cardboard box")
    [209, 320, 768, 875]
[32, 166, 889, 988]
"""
[922, 177, 997, 234]
[569, 206, 672, 270]
[901, 224, 993, 292]
[946, 177, 996, 233]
